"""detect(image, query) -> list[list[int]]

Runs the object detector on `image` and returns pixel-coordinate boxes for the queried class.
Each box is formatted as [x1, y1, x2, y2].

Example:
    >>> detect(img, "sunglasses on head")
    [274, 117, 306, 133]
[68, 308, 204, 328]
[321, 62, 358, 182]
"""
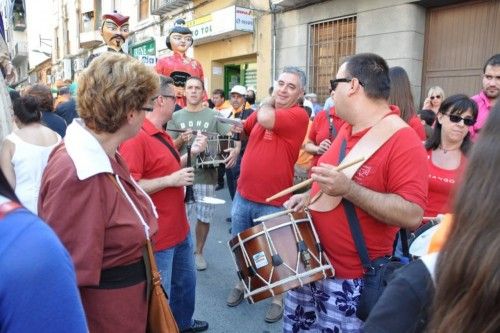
[446, 114, 476, 126]
[430, 95, 441, 100]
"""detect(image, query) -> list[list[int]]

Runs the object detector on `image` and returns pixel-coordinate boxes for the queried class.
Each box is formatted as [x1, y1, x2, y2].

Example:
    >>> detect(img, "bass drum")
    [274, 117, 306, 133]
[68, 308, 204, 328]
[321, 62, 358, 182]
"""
[408, 219, 441, 258]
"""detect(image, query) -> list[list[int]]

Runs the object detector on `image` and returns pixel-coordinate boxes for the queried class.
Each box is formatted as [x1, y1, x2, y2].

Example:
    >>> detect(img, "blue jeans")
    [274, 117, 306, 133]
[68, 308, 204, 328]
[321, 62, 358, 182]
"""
[154, 233, 196, 331]
[226, 155, 242, 201]
[231, 192, 284, 236]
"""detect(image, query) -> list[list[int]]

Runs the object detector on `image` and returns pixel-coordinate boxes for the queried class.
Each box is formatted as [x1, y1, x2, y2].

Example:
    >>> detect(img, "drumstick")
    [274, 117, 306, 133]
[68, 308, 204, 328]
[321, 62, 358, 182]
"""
[253, 208, 295, 222]
[265, 156, 365, 203]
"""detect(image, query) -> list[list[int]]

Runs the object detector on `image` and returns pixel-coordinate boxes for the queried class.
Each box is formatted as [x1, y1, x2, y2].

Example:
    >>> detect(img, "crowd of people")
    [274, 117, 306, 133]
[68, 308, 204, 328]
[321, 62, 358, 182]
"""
[0, 8, 499, 333]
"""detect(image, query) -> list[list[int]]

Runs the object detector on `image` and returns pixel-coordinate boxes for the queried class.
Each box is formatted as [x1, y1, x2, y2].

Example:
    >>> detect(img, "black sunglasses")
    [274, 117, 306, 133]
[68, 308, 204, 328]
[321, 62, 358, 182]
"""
[446, 114, 476, 127]
[430, 95, 441, 100]
[330, 78, 364, 91]
[152, 94, 176, 102]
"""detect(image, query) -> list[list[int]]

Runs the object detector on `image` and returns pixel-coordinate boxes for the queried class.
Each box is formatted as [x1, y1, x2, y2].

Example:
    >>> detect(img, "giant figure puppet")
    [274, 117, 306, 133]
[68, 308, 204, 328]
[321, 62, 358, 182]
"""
[85, 11, 130, 67]
[156, 19, 205, 108]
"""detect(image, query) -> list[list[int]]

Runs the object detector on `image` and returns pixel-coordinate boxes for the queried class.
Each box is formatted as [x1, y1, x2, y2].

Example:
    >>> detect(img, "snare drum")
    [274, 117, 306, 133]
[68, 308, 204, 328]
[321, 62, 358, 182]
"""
[196, 135, 234, 168]
[408, 219, 441, 258]
[228, 210, 334, 303]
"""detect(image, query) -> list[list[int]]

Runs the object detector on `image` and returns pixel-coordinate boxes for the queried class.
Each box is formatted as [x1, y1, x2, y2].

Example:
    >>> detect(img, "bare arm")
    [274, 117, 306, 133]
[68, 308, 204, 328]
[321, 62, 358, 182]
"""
[0, 140, 16, 189]
[312, 164, 423, 229]
[257, 97, 276, 130]
[138, 167, 194, 195]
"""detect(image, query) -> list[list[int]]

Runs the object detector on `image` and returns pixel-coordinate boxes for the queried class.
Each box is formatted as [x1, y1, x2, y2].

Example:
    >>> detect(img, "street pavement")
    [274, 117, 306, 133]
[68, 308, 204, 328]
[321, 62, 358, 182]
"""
[187, 185, 283, 333]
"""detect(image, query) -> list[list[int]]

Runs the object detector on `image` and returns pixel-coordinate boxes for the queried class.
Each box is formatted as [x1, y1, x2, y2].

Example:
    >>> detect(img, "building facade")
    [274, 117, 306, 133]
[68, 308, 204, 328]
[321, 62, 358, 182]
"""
[272, 0, 500, 105]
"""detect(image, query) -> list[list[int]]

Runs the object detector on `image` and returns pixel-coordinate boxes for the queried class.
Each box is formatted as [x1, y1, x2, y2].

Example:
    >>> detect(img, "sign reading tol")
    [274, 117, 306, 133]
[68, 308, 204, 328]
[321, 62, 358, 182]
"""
[186, 6, 254, 43]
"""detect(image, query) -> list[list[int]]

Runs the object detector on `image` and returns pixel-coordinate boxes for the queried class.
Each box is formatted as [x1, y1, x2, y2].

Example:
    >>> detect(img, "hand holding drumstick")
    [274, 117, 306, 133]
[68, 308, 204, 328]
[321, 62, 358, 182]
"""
[267, 157, 365, 208]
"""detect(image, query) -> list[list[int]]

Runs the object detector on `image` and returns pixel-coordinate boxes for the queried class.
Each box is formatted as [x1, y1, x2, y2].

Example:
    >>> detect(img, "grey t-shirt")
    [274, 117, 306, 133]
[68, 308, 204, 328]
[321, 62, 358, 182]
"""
[167, 107, 231, 184]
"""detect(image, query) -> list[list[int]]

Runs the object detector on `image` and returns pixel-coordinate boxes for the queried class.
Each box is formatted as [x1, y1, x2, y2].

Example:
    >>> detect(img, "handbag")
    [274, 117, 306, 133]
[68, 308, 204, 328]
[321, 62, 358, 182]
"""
[342, 198, 407, 321]
[107, 174, 179, 333]
[145, 239, 179, 333]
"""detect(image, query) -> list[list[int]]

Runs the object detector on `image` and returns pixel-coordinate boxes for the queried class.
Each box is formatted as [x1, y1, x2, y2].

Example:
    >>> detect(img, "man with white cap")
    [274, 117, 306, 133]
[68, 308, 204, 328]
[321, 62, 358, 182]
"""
[225, 85, 254, 200]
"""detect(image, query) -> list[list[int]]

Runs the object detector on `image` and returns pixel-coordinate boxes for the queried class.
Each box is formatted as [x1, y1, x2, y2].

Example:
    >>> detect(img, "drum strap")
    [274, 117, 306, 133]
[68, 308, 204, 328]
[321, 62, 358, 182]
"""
[152, 132, 180, 162]
[327, 109, 338, 141]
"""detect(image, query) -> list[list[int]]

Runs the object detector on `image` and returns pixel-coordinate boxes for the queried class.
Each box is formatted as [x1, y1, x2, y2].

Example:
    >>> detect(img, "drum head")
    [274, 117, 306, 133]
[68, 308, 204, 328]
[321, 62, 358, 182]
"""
[409, 224, 441, 257]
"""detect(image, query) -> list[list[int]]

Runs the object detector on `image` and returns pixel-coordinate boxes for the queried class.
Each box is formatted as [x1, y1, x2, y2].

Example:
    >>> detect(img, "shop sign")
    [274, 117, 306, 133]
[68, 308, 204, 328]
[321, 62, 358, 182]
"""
[138, 55, 157, 67]
[130, 39, 156, 57]
[186, 6, 254, 43]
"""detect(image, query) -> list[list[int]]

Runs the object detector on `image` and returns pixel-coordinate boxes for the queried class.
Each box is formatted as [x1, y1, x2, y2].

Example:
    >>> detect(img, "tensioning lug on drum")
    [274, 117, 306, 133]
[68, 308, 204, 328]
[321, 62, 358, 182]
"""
[237, 270, 243, 280]
[315, 242, 322, 253]
[248, 266, 257, 276]
[297, 240, 308, 252]
[271, 254, 283, 266]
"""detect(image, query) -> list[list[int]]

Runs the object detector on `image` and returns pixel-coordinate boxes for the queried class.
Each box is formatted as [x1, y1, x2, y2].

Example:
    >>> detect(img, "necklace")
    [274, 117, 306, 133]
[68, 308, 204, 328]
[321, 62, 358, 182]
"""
[439, 145, 460, 154]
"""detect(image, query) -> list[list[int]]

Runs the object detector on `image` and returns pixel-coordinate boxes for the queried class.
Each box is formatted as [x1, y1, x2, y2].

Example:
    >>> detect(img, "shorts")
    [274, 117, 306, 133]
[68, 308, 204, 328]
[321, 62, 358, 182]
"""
[188, 184, 215, 223]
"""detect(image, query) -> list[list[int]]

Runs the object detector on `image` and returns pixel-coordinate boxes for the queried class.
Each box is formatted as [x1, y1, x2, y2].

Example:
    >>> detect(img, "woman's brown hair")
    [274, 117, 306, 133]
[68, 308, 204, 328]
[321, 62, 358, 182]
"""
[427, 102, 500, 333]
[388, 66, 416, 123]
[77, 52, 158, 133]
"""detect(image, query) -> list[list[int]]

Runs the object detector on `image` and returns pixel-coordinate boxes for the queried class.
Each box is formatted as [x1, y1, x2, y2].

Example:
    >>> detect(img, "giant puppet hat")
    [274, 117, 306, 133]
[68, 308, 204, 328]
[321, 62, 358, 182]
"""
[166, 18, 193, 50]
[102, 11, 129, 27]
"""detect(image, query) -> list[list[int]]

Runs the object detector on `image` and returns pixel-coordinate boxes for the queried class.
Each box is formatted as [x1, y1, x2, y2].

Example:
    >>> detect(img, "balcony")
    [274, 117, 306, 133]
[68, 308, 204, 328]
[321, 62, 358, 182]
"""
[271, 0, 328, 10]
[11, 41, 28, 65]
[151, 0, 191, 16]
[80, 30, 102, 49]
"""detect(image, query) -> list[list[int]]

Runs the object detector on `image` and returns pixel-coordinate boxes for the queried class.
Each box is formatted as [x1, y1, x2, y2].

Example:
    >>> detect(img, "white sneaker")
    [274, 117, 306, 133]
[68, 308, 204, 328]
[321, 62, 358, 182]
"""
[195, 253, 207, 271]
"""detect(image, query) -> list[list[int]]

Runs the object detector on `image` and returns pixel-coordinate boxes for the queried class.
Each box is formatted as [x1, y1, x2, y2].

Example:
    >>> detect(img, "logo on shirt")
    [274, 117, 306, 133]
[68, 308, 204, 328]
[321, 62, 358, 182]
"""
[353, 164, 373, 183]
[179, 121, 210, 129]
[429, 174, 456, 184]
[263, 129, 274, 141]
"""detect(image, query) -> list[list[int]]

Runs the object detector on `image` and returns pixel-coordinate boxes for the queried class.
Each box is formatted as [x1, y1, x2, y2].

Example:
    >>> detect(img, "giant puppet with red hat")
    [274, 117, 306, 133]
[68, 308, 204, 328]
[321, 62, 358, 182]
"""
[85, 11, 130, 67]
[156, 19, 205, 108]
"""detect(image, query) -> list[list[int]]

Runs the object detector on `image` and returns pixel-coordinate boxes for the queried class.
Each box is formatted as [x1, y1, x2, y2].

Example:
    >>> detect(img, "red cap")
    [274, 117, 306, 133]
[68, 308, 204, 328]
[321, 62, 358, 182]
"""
[102, 11, 129, 26]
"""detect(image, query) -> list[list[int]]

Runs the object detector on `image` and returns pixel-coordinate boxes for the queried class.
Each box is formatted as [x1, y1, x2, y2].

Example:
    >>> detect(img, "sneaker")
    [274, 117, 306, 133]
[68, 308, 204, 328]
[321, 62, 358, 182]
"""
[226, 287, 244, 307]
[265, 302, 283, 323]
[194, 253, 207, 271]
[180, 319, 209, 333]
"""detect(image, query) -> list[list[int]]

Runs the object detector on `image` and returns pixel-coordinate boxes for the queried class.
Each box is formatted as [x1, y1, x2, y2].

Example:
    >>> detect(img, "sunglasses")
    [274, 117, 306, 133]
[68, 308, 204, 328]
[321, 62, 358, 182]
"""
[446, 114, 476, 126]
[330, 78, 364, 91]
[430, 95, 441, 100]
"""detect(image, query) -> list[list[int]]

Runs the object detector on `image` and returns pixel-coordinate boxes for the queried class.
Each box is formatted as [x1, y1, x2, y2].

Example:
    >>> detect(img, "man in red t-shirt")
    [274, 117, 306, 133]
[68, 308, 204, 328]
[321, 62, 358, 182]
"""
[119, 76, 209, 333]
[226, 67, 309, 323]
[283, 54, 428, 332]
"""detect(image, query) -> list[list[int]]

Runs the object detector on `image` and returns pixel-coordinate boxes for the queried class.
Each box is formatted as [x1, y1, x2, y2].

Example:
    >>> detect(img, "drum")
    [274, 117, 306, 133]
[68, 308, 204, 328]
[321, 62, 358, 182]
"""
[408, 219, 441, 258]
[228, 210, 335, 303]
[196, 135, 234, 168]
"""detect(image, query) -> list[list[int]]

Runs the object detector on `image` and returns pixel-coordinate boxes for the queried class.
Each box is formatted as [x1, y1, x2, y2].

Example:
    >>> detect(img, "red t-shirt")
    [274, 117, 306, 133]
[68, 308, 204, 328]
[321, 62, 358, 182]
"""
[310, 107, 428, 278]
[407, 115, 426, 141]
[238, 105, 309, 206]
[120, 119, 189, 251]
[308, 107, 345, 167]
[424, 149, 466, 218]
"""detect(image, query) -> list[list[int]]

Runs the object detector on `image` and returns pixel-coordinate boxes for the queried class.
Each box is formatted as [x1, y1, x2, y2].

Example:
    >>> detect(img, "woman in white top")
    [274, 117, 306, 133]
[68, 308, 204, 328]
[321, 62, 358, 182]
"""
[0, 95, 61, 213]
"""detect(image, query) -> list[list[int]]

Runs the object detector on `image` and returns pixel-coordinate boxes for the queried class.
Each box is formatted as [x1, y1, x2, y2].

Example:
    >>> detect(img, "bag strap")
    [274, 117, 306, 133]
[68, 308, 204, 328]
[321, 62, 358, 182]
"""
[327, 109, 338, 141]
[336, 139, 372, 271]
[152, 132, 180, 162]
[400, 229, 411, 260]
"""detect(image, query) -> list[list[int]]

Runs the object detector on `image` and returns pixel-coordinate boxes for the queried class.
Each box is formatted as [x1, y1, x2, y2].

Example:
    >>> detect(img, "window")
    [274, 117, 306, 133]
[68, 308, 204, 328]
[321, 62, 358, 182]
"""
[308, 16, 356, 103]
[81, 11, 95, 33]
[139, 0, 149, 21]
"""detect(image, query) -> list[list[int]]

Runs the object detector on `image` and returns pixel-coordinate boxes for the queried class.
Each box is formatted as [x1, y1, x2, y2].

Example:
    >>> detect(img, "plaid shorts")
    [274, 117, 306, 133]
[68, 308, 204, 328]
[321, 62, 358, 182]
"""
[187, 184, 215, 223]
[283, 277, 364, 333]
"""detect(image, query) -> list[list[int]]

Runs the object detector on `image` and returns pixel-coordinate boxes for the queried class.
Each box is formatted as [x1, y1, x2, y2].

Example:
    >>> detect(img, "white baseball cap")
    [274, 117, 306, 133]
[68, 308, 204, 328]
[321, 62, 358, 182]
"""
[230, 85, 247, 96]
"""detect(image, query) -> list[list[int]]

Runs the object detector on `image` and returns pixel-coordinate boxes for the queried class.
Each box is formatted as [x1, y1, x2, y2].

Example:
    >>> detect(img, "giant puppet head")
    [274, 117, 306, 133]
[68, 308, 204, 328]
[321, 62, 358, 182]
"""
[166, 19, 193, 55]
[100, 11, 130, 52]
